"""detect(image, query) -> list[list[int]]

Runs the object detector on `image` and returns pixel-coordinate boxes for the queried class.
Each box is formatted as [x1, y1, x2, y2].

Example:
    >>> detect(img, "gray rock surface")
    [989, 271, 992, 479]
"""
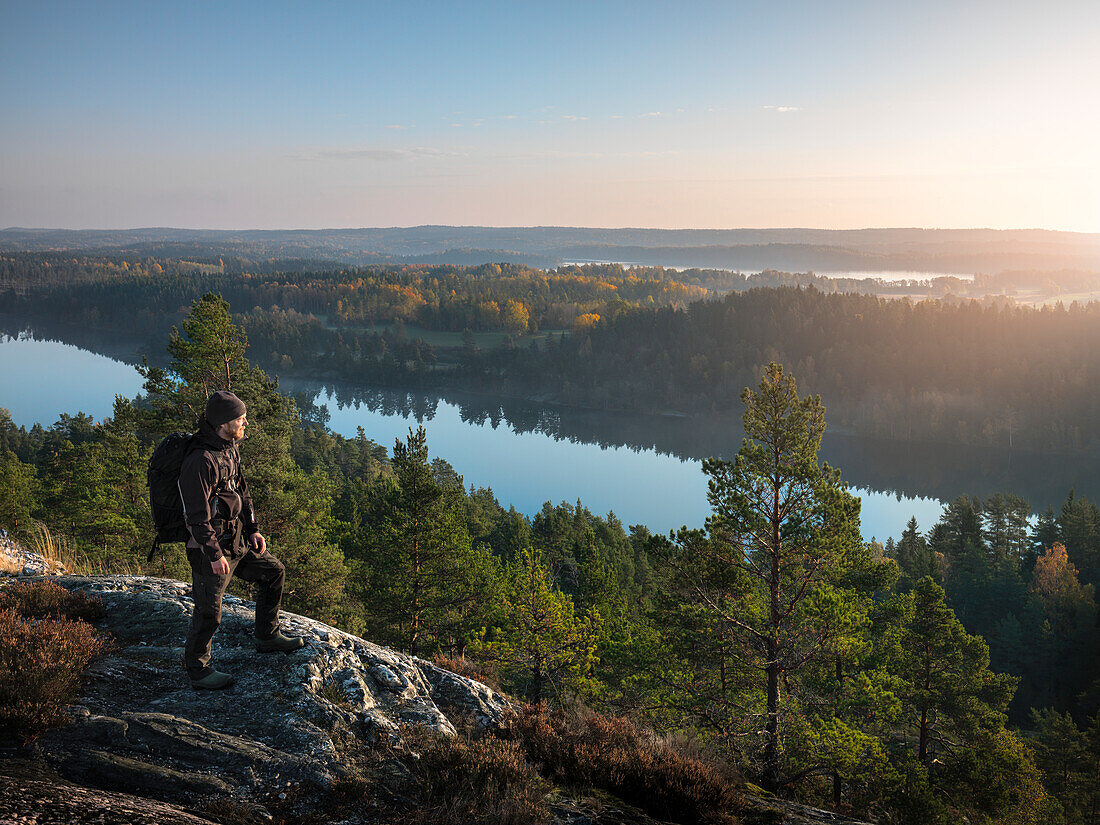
[0, 571, 509, 817]
[741, 796, 876, 825]
[0, 760, 224, 825]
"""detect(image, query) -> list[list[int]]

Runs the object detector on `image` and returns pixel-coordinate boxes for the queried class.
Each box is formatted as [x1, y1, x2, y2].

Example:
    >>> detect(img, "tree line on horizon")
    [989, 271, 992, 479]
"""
[3, 252, 1100, 453]
[2, 294, 1100, 823]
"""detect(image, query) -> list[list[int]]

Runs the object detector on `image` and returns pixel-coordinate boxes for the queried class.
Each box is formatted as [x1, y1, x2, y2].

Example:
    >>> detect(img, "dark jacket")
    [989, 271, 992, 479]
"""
[179, 416, 259, 562]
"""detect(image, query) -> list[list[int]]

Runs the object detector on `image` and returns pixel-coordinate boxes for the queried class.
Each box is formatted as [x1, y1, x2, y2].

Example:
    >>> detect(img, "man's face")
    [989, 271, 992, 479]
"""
[218, 413, 248, 442]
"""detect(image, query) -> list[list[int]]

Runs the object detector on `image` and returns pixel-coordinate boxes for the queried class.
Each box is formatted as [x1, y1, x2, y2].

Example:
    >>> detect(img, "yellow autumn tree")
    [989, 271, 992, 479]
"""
[501, 300, 530, 333]
[573, 313, 600, 332]
[1030, 543, 1096, 638]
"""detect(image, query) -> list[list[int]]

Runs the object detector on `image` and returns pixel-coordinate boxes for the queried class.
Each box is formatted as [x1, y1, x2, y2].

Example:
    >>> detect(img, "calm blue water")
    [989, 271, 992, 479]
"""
[0, 334, 943, 541]
[0, 335, 146, 425]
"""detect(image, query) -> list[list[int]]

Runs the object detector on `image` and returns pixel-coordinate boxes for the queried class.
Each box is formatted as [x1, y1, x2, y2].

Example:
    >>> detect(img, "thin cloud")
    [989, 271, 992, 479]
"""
[497, 149, 604, 159]
[302, 146, 457, 162]
[639, 111, 663, 118]
[764, 105, 801, 112]
[562, 114, 588, 121]
[617, 150, 679, 158]
[384, 124, 409, 130]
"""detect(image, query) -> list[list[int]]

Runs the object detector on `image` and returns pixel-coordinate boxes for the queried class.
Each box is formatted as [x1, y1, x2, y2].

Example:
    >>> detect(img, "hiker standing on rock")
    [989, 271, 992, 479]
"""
[180, 390, 304, 690]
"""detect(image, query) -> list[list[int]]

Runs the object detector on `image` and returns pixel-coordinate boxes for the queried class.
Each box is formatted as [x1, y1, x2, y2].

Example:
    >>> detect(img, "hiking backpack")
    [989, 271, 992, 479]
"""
[147, 431, 197, 561]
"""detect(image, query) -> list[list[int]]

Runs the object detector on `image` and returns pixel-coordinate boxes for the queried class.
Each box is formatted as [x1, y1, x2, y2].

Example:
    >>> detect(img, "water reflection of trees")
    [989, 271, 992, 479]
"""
[0, 315, 154, 367]
[5, 317, 1095, 514]
[296, 381, 1098, 512]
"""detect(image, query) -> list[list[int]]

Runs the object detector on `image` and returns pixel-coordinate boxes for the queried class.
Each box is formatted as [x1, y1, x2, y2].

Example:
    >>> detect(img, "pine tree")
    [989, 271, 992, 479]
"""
[364, 427, 500, 657]
[681, 363, 866, 792]
[1058, 491, 1100, 588]
[478, 547, 600, 703]
[1029, 708, 1091, 818]
[1029, 505, 1060, 575]
[895, 577, 1016, 769]
[0, 449, 37, 540]
[895, 516, 938, 586]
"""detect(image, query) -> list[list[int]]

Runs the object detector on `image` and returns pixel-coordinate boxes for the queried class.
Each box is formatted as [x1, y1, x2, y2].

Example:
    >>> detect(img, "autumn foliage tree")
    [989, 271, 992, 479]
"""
[1028, 543, 1098, 708]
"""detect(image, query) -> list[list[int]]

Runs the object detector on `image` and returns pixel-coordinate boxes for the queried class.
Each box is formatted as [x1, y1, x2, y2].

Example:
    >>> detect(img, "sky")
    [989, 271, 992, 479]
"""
[1, 1, 1098, 231]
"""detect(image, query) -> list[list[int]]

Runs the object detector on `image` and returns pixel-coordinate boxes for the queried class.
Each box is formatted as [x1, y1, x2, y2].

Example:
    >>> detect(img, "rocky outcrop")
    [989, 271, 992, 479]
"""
[0, 759, 227, 825]
[0, 569, 509, 823]
[27, 574, 507, 796]
[741, 796, 877, 825]
[0, 555, 871, 825]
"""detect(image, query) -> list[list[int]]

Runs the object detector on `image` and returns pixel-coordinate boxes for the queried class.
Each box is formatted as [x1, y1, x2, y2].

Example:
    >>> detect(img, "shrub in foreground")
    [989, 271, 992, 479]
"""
[503, 705, 743, 825]
[0, 579, 105, 623]
[408, 727, 550, 825]
[0, 582, 108, 744]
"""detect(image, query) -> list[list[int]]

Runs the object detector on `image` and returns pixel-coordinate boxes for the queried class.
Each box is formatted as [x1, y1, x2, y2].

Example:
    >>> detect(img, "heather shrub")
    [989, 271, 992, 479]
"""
[0, 580, 105, 623]
[407, 726, 550, 825]
[0, 605, 108, 743]
[432, 653, 502, 692]
[503, 705, 743, 825]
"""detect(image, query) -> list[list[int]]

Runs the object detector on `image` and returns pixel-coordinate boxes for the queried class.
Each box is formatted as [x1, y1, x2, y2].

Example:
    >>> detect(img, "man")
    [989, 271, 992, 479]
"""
[180, 390, 304, 690]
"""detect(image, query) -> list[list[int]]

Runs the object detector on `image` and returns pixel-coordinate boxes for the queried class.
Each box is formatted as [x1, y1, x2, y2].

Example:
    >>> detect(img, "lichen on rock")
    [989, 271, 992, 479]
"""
[7, 572, 510, 811]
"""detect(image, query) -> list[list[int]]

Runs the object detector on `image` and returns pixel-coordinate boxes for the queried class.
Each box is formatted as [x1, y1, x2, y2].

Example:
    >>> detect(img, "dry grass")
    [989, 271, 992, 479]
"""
[502, 705, 743, 825]
[393, 705, 744, 825]
[317, 678, 353, 709]
[28, 522, 72, 573]
[0, 586, 109, 744]
[14, 522, 151, 577]
[0, 554, 20, 574]
[28, 523, 142, 576]
[63, 551, 142, 577]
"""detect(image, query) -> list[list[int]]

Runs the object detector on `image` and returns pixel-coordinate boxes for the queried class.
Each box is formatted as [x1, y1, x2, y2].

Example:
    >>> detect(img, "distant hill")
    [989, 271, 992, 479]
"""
[2, 225, 1099, 273]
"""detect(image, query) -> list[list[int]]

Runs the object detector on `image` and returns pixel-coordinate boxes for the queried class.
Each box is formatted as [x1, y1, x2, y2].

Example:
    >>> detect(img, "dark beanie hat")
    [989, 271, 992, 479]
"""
[205, 391, 247, 427]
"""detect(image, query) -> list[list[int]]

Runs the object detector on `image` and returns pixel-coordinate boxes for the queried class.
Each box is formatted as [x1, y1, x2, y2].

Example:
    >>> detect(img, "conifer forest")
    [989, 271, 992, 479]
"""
[3, 252, 1100, 823]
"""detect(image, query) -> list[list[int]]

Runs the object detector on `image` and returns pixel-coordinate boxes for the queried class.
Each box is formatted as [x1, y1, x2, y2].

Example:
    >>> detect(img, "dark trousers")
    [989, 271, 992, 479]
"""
[184, 547, 286, 679]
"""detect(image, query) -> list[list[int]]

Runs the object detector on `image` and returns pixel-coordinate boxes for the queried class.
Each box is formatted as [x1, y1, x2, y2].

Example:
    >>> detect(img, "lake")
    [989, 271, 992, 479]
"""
[5, 330, 1089, 542]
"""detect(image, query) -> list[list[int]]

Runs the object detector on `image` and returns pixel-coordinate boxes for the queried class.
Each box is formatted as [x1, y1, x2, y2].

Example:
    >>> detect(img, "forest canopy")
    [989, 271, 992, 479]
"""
[2, 295, 1100, 822]
[3, 252, 1099, 451]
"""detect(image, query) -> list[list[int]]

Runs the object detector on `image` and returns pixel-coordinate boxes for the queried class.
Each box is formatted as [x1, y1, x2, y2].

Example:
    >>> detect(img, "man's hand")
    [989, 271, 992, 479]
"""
[210, 556, 230, 576]
[248, 532, 267, 555]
